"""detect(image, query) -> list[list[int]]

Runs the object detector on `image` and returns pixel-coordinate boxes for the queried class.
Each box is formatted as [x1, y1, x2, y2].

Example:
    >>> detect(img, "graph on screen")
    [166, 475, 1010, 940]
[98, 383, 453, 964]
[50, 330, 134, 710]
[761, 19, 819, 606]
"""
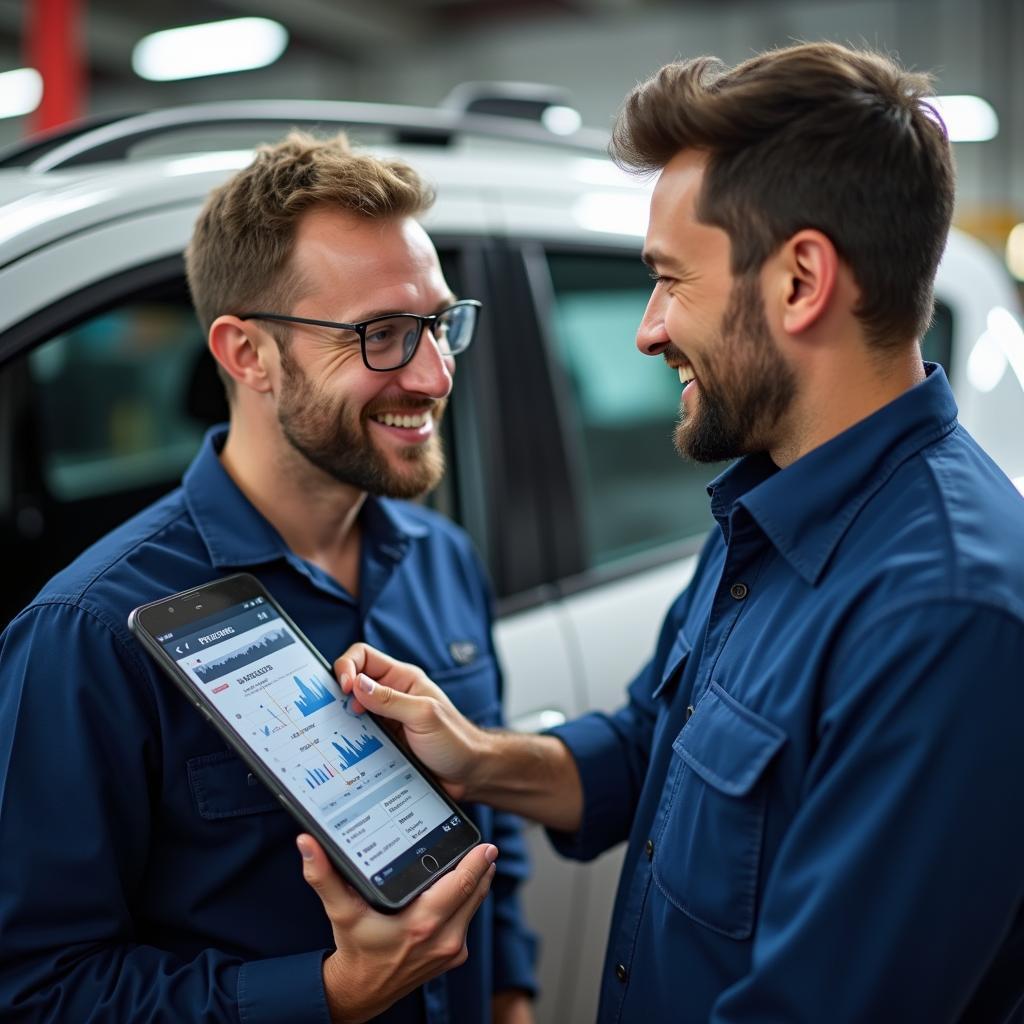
[193, 628, 295, 684]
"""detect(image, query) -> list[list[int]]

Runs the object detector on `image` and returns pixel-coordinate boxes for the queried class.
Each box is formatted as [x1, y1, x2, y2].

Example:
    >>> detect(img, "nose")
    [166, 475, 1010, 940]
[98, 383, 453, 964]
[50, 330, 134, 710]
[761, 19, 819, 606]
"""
[396, 325, 453, 399]
[636, 286, 670, 357]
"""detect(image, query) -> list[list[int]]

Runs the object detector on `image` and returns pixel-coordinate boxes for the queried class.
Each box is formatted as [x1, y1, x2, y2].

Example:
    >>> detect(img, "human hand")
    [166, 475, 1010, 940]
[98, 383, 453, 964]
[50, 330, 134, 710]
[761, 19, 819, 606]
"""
[334, 643, 484, 800]
[297, 833, 498, 1024]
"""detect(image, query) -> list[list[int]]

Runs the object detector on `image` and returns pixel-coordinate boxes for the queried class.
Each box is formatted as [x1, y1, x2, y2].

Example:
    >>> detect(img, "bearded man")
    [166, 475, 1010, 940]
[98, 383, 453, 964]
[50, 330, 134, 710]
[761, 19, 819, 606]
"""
[0, 133, 536, 1024]
[331, 44, 1024, 1023]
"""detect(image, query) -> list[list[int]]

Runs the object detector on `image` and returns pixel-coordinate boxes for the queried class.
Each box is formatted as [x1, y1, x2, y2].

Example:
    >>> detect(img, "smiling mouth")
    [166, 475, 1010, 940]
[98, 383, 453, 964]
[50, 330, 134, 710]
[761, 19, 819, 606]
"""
[678, 365, 696, 388]
[370, 410, 432, 429]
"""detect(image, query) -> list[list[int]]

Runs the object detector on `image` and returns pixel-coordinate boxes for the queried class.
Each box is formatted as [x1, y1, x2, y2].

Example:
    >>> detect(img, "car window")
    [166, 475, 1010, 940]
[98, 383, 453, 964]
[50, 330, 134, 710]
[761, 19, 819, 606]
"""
[29, 300, 209, 501]
[544, 251, 726, 568]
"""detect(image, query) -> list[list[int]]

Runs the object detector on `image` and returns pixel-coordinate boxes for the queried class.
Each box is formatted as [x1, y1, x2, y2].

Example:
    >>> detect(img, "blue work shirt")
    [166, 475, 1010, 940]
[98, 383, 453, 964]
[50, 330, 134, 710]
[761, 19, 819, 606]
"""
[0, 426, 536, 1024]
[551, 365, 1024, 1022]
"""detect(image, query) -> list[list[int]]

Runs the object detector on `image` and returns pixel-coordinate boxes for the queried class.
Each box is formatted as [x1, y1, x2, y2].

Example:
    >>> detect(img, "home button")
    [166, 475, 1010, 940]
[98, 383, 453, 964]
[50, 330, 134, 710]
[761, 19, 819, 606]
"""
[421, 854, 440, 873]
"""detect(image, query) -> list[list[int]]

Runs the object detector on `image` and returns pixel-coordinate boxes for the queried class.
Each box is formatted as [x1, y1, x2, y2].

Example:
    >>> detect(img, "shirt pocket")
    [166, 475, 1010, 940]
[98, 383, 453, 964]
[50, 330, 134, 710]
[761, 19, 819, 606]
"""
[652, 681, 786, 940]
[431, 657, 501, 727]
[187, 749, 280, 820]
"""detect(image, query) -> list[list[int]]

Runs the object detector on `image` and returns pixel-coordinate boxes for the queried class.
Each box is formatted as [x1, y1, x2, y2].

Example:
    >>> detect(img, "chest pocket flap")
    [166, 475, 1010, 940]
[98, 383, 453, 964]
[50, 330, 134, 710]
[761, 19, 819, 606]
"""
[673, 682, 786, 795]
[654, 681, 786, 939]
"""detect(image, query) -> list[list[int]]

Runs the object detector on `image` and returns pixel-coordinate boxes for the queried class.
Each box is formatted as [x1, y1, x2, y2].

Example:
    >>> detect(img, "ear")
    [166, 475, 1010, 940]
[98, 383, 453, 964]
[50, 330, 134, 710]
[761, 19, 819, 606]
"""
[208, 315, 276, 395]
[773, 229, 839, 336]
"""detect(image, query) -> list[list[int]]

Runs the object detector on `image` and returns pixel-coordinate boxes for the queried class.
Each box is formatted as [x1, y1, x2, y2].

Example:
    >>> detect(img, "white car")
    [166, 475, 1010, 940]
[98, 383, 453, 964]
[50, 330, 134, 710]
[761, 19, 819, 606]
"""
[1, 98, 1022, 1024]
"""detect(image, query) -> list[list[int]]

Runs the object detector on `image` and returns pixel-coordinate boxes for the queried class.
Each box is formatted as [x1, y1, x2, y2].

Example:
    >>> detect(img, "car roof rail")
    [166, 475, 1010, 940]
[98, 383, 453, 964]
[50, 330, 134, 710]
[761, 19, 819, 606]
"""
[0, 99, 609, 174]
[0, 111, 142, 169]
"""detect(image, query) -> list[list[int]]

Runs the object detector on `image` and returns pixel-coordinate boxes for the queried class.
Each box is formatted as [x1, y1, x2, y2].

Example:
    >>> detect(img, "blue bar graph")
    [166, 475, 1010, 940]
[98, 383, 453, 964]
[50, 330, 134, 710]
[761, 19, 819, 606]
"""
[293, 676, 336, 717]
[305, 763, 337, 789]
[332, 732, 383, 770]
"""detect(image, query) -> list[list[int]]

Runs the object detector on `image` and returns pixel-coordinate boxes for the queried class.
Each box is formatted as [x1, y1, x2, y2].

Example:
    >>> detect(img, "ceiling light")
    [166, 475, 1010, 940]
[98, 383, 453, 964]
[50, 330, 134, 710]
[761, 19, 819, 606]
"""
[928, 95, 999, 142]
[542, 105, 582, 136]
[0, 68, 43, 120]
[132, 18, 289, 82]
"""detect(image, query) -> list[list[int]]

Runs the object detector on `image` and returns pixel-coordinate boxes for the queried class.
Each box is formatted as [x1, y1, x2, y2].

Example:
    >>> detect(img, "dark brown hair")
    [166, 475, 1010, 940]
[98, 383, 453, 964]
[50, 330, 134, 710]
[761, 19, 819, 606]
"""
[185, 131, 435, 394]
[612, 42, 955, 346]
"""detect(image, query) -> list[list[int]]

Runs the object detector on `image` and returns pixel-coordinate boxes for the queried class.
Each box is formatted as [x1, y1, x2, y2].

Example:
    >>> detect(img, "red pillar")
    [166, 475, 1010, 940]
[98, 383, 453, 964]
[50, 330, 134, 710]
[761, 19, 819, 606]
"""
[25, 0, 86, 133]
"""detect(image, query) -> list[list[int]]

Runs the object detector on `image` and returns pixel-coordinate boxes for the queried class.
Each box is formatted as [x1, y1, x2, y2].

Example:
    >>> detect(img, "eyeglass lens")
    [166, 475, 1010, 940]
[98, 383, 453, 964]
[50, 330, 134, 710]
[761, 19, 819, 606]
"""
[363, 304, 477, 370]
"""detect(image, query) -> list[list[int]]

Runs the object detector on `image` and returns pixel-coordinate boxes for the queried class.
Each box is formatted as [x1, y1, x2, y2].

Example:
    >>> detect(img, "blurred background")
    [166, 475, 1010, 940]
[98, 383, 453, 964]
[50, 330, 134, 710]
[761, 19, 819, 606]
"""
[1, 0, 1023, 279]
[2, 6, 1023, 1021]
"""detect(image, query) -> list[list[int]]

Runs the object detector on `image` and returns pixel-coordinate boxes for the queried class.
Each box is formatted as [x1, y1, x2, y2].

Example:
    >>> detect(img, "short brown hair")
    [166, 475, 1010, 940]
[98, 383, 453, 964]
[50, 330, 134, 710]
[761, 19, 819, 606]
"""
[612, 42, 955, 346]
[185, 131, 435, 392]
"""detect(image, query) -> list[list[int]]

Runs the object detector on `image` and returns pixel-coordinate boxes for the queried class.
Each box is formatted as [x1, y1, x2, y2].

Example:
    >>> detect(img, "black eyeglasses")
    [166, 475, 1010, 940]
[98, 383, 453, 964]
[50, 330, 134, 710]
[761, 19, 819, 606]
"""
[238, 299, 482, 372]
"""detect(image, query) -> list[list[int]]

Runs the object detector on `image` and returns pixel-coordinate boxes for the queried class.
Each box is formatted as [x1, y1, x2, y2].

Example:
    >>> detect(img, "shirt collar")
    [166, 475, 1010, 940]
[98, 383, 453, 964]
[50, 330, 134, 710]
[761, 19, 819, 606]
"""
[182, 425, 428, 571]
[707, 363, 959, 585]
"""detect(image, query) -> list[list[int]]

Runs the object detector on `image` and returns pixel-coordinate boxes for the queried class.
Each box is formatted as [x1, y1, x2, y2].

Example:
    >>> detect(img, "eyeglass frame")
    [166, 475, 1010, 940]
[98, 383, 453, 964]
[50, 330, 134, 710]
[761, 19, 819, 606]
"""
[236, 299, 482, 372]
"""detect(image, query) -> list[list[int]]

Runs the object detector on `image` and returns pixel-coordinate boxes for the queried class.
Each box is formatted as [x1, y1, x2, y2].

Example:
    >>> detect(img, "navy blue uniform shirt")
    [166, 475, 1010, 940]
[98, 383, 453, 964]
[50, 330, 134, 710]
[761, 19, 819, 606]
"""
[0, 426, 536, 1023]
[550, 365, 1024, 1022]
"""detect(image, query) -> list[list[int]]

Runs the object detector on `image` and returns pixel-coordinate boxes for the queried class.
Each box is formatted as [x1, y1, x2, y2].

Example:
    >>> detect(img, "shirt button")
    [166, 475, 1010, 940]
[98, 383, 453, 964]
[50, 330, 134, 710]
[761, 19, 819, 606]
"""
[615, 963, 628, 983]
[685, 704, 695, 721]
[644, 838, 654, 859]
[730, 581, 749, 600]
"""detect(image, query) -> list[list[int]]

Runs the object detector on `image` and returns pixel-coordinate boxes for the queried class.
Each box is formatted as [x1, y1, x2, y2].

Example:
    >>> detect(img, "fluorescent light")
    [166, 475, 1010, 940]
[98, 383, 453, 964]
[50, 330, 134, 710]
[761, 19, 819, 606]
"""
[133, 18, 288, 82]
[928, 95, 999, 142]
[1006, 223, 1024, 282]
[0, 67, 43, 119]
[542, 105, 582, 136]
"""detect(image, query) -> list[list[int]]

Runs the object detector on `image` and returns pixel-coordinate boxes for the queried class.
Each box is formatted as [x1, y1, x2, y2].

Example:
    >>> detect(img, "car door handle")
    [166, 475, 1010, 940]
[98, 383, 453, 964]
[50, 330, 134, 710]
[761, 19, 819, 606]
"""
[509, 708, 567, 733]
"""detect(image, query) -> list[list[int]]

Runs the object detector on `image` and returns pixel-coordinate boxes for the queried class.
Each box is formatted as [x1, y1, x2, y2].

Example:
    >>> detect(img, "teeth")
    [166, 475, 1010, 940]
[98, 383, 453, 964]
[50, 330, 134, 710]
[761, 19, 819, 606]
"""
[375, 411, 430, 428]
[678, 366, 696, 385]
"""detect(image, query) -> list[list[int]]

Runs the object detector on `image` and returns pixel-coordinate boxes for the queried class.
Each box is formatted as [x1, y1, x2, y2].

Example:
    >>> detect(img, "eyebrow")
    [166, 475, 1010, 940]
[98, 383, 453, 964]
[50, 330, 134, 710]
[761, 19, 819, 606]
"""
[641, 249, 690, 276]
[347, 295, 459, 324]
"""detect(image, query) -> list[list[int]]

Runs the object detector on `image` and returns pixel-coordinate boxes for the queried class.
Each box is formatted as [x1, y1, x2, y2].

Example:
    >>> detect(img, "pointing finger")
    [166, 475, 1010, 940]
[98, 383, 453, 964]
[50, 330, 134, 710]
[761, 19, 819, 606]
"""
[351, 673, 439, 730]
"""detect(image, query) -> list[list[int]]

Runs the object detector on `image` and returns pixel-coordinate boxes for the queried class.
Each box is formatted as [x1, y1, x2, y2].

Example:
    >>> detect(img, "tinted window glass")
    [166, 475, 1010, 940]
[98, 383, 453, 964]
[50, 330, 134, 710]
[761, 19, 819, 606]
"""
[29, 302, 208, 500]
[545, 252, 725, 568]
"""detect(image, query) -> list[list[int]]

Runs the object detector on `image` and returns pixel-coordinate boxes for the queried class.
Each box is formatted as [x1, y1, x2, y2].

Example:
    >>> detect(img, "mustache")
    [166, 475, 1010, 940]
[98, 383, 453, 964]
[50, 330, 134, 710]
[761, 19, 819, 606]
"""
[363, 396, 444, 417]
[662, 343, 690, 366]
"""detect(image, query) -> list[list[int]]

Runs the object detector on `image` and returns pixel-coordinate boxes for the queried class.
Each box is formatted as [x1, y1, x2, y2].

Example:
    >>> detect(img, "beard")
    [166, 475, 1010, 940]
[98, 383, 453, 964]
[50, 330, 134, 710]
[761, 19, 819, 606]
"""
[276, 349, 447, 499]
[673, 273, 797, 463]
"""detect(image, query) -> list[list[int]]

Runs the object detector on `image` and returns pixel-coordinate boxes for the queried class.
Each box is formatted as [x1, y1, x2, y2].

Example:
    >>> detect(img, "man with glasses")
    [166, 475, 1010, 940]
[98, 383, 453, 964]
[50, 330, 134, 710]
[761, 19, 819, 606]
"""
[0, 133, 536, 1024]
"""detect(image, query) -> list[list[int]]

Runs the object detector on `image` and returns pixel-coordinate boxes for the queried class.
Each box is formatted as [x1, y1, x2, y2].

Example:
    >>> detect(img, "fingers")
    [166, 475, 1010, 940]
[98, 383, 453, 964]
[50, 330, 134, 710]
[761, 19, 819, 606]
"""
[432, 856, 499, 966]
[349, 673, 439, 730]
[418, 844, 498, 925]
[334, 644, 405, 693]
[296, 834, 367, 927]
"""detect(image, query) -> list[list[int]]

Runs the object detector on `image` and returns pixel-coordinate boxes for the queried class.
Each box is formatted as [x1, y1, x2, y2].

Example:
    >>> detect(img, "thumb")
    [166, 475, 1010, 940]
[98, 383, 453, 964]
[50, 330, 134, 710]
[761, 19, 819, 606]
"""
[354, 673, 437, 731]
[296, 834, 366, 927]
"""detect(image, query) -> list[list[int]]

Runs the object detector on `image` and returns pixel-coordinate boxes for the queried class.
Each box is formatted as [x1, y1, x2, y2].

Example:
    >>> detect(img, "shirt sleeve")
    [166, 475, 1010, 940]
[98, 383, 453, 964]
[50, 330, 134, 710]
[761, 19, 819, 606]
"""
[0, 600, 331, 1024]
[545, 585, 695, 863]
[711, 598, 1024, 1023]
